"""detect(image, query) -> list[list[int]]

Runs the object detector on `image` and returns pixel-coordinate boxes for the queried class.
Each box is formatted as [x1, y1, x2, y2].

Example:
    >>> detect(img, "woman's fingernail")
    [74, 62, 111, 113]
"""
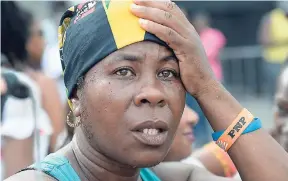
[130, 3, 139, 10]
[139, 18, 147, 25]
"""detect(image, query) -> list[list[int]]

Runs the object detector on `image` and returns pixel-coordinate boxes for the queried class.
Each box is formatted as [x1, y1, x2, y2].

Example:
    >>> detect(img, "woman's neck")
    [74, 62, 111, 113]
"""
[71, 130, 141, 181]
[27, 59, 41, 70]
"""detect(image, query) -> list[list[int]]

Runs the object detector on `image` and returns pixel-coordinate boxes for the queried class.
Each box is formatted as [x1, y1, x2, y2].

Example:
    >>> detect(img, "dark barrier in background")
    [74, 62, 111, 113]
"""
[221, 45, 264, 96]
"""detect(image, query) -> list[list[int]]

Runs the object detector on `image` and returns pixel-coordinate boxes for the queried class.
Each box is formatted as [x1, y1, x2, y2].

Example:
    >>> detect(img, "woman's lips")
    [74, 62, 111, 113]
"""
[130, 120, 169, 146]
[131, 130, 168, 146]
[183, 132, 195, 143]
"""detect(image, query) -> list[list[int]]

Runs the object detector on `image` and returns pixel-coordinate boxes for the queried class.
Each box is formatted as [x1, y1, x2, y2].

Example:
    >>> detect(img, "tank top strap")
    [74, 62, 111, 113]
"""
[140, 168, 161, 181]
[29, 154, 161, 181]
[29, 153, 81, 181]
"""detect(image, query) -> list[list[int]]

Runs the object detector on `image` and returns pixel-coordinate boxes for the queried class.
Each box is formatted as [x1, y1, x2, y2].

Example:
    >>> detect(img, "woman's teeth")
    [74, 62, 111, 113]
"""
[142, 128, 159, 135]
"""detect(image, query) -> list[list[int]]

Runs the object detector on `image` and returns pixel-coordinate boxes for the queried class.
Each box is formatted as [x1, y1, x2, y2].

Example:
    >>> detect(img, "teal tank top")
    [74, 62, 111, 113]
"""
[29, 154, 161, 181]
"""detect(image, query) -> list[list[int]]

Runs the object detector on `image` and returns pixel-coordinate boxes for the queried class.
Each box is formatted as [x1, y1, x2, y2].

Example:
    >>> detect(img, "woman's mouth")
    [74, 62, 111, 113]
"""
[131, 121, 169, 146]
[183, 132, 195, 143]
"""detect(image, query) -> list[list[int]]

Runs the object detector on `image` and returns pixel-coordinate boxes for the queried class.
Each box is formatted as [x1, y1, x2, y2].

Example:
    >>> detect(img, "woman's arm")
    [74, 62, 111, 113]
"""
[37, 74, 65, 152]
[193, 142, 237, 177]
[194, 81, 288, 181]
[2, 137, 33, 179]
[153, 162, 235, 181]
[5, 170, 57, 181]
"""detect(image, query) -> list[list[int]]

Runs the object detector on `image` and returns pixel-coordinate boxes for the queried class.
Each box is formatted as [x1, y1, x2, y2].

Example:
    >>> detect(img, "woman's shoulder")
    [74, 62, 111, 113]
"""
[152, 162, 234, 181]
[4, 170, 57, 181]
[27, 70, 57, 90]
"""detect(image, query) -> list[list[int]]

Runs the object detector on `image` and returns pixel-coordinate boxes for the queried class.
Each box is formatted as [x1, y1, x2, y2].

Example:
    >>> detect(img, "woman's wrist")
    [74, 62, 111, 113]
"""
[191, 78, 222, 99]
[192, 81, 243, 131]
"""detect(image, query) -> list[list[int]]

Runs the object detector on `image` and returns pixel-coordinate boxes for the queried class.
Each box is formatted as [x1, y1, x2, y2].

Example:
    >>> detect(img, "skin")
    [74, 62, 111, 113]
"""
[165, 105, 198, 161]
[25, 69, 65, 152]
[271, 65, 288, 151]
[131, 1, 288, 181]
[25, 21, 65, 152]
[0, 77, 7, 95]
[2, 137, 33, 179]
[1, 75, 33, 179]
[6, 1, 288, 181]
[26, 21, 45, 69]
[165, 105, 234, 178]
[64, 41, 186, 181]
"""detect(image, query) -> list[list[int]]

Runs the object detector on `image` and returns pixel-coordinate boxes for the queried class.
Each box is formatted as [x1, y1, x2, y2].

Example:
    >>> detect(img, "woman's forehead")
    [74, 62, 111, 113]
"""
[118, 41, 171, 54]
[104, 41, 174, 63]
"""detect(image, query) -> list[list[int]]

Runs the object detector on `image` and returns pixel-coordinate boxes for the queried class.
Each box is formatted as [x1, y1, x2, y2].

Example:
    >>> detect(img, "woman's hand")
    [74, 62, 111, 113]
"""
[1, 76, 7, 95]
[130, 0, 217, 97]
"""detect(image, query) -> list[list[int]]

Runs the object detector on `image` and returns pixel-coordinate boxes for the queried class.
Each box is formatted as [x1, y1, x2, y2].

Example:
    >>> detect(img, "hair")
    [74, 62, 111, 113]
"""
[1, 1, 33, 69]
[192, 11, 211, 25]
[76, 76, 85, 91]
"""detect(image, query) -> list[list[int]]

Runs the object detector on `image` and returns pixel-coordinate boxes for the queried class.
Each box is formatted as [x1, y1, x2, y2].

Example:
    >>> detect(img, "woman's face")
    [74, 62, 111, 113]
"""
[73, 41, 186, 167]
[165, 105, 198, 161]
[273, 67, 288, 151]
[26, 21, 44, 63]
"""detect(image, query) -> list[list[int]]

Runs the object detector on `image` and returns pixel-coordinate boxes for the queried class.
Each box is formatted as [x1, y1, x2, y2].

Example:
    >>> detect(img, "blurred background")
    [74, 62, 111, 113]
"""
[1, 1, 288, 180]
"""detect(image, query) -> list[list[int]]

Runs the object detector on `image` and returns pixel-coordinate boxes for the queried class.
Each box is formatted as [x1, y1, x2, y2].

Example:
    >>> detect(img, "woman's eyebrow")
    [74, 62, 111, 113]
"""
[107, 53, 177, 64]
[160, 55, 178, 63]
[110, 53, 145, 63]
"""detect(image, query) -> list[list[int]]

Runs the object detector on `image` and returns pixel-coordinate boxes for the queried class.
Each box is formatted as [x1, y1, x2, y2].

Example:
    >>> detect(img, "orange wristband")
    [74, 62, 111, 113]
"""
[204, 142, 237, 177]
[216, 108, 254, 151]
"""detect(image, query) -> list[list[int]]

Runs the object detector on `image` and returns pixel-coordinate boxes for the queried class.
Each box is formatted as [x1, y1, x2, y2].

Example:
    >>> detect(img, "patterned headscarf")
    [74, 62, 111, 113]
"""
[58, 0, 168, 107]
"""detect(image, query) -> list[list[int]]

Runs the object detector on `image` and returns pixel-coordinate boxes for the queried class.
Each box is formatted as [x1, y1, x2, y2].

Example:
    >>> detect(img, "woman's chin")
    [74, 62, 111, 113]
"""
[134, 159, 162, 168]
[128, 152, 166, 168]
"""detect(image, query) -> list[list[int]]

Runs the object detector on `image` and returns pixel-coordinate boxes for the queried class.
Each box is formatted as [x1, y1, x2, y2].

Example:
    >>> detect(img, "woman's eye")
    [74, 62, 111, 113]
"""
[158, 70, 178, 79]
[278, 107, 288, 116]
[115, 68, 134, 77]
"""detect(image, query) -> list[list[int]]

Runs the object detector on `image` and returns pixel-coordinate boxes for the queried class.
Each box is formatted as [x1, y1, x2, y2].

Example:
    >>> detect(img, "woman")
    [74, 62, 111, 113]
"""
[192, 12, 226, 82]
[1, 2, 52, 179]
[6, 1, 288, 181]
[165, 105, 238, 178]
[24, 12, 66, 152]
[164, 105, 199, 163]
[271, 60, 288, 151]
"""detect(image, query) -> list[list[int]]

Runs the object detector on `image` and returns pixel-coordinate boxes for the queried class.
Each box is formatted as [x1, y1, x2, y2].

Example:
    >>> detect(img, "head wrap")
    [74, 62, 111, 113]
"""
[58, 0, 168, 104]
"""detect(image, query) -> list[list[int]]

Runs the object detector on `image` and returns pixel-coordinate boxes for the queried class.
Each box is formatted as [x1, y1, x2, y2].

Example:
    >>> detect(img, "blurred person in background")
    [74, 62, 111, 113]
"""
[258, 1, 288, 97]
[1, 1, 53, 179]
[164, 105, 199, 163]
[40, 2, 73, 147]
[271, 59, 288, 152]
[23, 11, 66, 153]
[165, 105, 238, 179]
[192, 12, 226, 83]
[41, 1, 72, 105]
[25, 13, 45, 71]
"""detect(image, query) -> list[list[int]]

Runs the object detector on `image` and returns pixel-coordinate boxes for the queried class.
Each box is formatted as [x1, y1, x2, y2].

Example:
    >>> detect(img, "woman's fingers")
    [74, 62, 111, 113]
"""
[139, 18, 186, 50]
[133, 0, 192, 26]
[130, 4, 189, 37]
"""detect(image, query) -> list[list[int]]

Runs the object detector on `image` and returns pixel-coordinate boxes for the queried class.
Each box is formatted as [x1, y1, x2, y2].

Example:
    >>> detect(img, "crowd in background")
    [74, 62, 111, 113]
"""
[1, 1, 288, 180]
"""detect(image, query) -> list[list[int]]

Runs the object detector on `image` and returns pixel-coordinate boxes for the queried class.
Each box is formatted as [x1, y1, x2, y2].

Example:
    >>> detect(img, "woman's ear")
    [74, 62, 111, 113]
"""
[71, 90, 81, 117]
